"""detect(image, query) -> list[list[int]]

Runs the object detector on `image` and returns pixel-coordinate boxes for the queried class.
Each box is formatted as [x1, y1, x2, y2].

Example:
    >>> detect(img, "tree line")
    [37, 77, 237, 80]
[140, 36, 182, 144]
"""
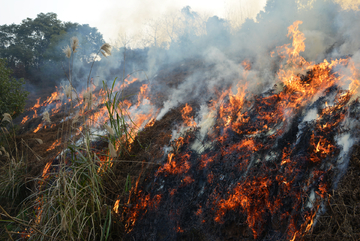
[0, 13, 105, 86]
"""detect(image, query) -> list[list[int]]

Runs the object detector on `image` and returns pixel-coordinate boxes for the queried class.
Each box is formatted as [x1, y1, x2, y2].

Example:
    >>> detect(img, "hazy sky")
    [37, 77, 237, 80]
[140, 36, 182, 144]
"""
[0, 0, 267, 42]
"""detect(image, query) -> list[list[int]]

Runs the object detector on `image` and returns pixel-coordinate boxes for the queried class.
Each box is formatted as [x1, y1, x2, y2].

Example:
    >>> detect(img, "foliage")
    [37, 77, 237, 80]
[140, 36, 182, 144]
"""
[24, 147, 112, 240]
[0, 13, 105, 85]
[0, 59, 28, 119]
[103, 78, 139, 156]
[0, 115, 32, 240]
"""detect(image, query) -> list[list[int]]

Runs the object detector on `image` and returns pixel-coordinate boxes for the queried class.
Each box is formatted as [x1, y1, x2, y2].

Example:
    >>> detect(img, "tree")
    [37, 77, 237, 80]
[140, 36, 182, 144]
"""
[0, 13, 106, 86]
[0, 59, 28, 118]
[0, 13, 65, 81]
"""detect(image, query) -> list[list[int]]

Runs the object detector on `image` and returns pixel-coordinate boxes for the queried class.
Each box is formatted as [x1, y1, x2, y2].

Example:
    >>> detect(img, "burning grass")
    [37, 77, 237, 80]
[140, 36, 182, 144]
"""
[2, 20, 360, 241]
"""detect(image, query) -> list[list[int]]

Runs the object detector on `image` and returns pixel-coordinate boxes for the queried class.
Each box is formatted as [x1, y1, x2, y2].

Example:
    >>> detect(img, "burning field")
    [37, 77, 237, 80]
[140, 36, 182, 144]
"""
[115, 21, 360, 240]
[3, 3, 360, 241]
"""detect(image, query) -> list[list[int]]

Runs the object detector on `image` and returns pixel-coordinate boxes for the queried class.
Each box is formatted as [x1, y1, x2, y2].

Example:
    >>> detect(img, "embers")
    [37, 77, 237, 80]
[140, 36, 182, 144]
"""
[125, 85, 355, 241]
[120, 20, 360, 241]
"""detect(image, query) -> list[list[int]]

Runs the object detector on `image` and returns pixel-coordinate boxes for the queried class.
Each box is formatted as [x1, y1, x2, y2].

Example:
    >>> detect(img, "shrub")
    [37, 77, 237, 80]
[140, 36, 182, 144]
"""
[0, 59, 29, 119]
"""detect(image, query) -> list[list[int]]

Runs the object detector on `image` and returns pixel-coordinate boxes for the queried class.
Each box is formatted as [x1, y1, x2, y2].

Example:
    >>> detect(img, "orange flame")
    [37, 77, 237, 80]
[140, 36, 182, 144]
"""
[46, 139, 60, 152]
[42, 161, 52, 179]
[181, 103, 197, 127]
[21, 115, 29, 124]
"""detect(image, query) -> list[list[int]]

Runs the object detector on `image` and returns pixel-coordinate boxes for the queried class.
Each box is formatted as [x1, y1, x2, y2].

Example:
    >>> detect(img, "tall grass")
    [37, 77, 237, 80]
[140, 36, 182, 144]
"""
[0, 114, 33, 240]
[0, 115, 25, 203]
[102, 77, 139, 156]
[25, 146, 112, 240]
[0, 38, 136, 240]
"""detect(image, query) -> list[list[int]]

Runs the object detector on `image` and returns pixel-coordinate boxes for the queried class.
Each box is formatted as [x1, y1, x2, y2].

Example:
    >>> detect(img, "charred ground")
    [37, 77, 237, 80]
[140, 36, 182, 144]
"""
[2, 55, 360, 241]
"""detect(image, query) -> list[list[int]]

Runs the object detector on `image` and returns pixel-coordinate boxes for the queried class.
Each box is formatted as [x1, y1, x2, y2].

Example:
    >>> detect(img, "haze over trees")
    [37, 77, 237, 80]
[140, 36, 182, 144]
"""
[0, 9, 229, 88]
[0, 13, 105, 86]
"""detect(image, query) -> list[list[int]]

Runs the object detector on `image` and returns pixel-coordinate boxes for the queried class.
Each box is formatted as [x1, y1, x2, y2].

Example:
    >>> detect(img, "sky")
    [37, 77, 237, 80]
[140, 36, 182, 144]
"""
[0, 0, 267, 43]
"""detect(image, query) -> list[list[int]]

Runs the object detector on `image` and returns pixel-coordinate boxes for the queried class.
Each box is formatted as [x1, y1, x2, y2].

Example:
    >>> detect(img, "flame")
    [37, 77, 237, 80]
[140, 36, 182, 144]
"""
[31, 98, 41, 118]
[97, 155, 113, 173]
[122, 20, 360, 239]
[33, 123, 43, 133]
[113, 199, 120, 214]
[181, 103, 197, 127]
[42, 161, 52, 179]
[124, 193, 162, 232]
[176, 226, 184, 233]
[21, 115, 29, 124]
[156, 153, 191, 176]
[144, 117, 156, 128]
[214, 176, 273, 239]
[21, 18, 360, 240]
[43, 89, 61, 106]
[118, 77, 138, 91]
[137, 84, 149, 107]
[241, 59, 251, 70]
[46, 139, 60, 152]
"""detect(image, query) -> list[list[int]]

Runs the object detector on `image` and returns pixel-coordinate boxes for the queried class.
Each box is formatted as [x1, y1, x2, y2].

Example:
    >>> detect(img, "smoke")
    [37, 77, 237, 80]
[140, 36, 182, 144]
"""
[49, 0, 360, 126]
[337, 133, 354, 155]
[59, 0, 360, 137]
[303, 108, 318, 122]
[97, 0, 265, 44]
[333, 0, 360, 10]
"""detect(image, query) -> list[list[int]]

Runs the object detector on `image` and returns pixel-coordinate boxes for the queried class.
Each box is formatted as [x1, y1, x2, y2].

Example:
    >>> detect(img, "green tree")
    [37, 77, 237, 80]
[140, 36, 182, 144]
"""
[0, 59, 28, 118]
[0, 13, 106, 85]
[0, 13, 65, 81]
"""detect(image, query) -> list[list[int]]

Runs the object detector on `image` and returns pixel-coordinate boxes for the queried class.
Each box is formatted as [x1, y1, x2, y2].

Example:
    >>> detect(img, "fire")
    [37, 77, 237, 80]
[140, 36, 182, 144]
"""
[43, 89, 61, 107]
[181, 103, 197, 127]
[241, 59, 251, 70]
[46, 139, 61, 152]
[42, 161, 52, 179]
[124, 193, 162, 232]
[176, 226, 184, 233]
[156, 153, 191, 176]
[137, 84, 149, 107]
[286, 20, 306, 59]
[33, 123, 43, 133]
[122, 20, 360, 240]
[21, 115, 29, 124]
[17, 15, 360, 240]
[113, 199, 120, 214]
[97, 155, 113, 173]
[118, 77, 138, 91]
[144, 117, 156, 128]
[31, 98, 41, 118]
[214, 176, 274, 239]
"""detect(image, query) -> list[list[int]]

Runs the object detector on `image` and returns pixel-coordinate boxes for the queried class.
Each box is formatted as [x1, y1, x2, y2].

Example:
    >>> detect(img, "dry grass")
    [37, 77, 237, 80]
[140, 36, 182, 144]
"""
[304, 145, 360, 241]
[0, 40, 119, 240]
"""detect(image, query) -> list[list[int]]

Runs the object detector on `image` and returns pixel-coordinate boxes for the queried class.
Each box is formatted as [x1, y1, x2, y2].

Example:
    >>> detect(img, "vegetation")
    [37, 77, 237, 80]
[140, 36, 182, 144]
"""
[0, 13, 105, 85]
[2, 4, 360, 240]
[0, 32, 143, 240]
[0, 59, 28, 119]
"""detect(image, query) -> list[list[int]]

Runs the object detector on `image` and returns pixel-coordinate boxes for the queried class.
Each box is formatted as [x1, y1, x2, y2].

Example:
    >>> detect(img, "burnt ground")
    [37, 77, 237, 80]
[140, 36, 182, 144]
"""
[304, 145, 360, 241]
[5, 59, 202, 188]
[2, 61, 360, 240]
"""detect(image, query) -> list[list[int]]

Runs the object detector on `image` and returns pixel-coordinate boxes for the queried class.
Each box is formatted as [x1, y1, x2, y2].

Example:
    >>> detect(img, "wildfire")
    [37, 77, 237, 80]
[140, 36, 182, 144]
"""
[33, 123, 43, 133]
[32, 98, 41, 118]
[16, 13, 360, 240]
[137, 84, 149, 107]
[181, 103, 197, 127]
[113, 199, 120, 214]
[42, 161, 52, 179]
[121, 20, 360, 241]
[46, 139, 61, 152]
[21, 115, 29, 124]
